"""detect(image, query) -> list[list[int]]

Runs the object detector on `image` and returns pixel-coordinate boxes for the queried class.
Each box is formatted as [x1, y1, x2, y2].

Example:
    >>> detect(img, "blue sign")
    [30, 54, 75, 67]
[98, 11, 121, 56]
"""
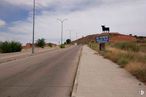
[96, 36, 109, 43]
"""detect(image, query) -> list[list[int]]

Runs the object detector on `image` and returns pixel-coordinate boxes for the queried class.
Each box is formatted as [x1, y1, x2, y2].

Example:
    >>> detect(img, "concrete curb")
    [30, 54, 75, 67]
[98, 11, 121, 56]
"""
[71, 46, 83, 97]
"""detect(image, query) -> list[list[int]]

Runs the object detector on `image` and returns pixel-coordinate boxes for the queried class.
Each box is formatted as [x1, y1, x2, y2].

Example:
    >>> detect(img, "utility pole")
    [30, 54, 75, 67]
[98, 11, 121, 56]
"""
[57, 18, 67, 45]
[32, 0, 35, 54]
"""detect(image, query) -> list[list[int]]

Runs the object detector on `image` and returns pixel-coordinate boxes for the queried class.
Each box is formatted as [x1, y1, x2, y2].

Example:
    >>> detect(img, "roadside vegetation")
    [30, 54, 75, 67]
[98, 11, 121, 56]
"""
[48, 43, 53, 47]
[60, 39, 72, 48]
[36, 38, 46, 48]
[60, 44, 65, 48]
[89, 41, 146, 83]
[88, 41, 99, 51]
[0, 41, 22, 53]
[66, 39, 71, 44]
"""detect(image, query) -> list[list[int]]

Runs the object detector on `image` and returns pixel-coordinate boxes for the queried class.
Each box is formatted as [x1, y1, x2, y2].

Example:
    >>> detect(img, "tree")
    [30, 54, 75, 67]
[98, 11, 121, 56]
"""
[0, 41, 22, 53]
[66, 39, 71, 44]
[36, 38, 46, 48]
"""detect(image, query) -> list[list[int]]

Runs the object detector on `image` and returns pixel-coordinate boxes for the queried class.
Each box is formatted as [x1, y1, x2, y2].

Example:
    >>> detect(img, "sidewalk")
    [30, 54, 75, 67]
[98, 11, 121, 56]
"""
[72, 45, 146, 97]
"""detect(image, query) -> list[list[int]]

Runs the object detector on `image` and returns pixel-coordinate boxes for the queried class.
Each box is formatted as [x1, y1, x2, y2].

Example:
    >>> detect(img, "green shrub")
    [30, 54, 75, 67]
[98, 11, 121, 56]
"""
[0, 41, 22, 53]
[0, 41, 2, 52]
[36, 38, 46, 48]
[60, 44, 65, 48]
[113, 42, 139, 52]
[48, 43, 53, 47]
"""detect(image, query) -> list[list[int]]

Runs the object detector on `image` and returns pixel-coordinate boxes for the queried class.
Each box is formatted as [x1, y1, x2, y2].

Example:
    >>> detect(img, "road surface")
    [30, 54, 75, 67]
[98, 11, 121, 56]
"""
[0, 47, 59, 64]
[0, 45, 82, 97]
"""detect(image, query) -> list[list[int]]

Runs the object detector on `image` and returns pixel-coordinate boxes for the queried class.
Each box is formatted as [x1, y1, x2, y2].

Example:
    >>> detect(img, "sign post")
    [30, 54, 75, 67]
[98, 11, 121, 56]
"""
[96, 35, 109, 51]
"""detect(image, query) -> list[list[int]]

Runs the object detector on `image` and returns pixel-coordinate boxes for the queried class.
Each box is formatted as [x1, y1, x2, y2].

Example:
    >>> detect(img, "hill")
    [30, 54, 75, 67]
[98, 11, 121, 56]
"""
[73, 32, 145, 44]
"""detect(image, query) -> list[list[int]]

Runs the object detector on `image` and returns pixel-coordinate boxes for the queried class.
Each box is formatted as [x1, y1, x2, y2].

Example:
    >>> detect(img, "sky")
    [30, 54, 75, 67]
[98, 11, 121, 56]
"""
[0, 0, 146, 44]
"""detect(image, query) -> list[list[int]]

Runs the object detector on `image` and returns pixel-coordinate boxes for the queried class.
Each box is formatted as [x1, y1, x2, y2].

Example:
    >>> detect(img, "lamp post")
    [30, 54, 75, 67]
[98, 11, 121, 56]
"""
[57, 18, 67, 45]
[32, 0, 36, 54]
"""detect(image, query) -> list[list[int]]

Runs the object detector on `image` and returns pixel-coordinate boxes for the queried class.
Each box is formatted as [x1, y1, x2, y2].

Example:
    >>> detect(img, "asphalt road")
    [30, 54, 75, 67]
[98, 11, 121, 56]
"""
[0, 45, 82, 97]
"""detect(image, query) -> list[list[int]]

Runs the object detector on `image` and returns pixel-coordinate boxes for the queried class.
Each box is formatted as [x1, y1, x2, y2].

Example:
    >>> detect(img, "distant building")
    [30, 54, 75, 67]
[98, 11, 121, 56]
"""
[22, 43, 32, 49]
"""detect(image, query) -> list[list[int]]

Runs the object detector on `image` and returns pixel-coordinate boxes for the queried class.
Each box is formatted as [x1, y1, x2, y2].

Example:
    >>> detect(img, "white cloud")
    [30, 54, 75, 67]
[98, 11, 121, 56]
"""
[3, 0, 54, 8]
[1, 0, 146, 44]
[3, 0, 139, 10]
[0, 19, 6, 27]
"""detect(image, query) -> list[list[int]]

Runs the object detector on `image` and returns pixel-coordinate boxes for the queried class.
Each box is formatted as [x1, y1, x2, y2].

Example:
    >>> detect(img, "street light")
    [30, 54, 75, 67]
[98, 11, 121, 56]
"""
[57, 18, 67, 45]
[32, 0, 36, 54]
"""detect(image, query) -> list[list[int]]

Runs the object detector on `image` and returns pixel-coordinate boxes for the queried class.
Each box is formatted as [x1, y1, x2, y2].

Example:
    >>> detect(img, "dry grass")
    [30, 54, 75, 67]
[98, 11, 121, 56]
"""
[88, 40, 146, 83]
[125, 62, 146, 82]
[125, 62, 146, 72]
[139, 43, 146, 53]
[112, 42, 140, 52]
[103, 48, 119, 62]
[88, 42, 99, 51]
[89, 42, 146, 83]
[102, 46, 146, 83]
